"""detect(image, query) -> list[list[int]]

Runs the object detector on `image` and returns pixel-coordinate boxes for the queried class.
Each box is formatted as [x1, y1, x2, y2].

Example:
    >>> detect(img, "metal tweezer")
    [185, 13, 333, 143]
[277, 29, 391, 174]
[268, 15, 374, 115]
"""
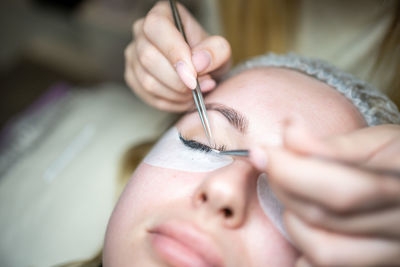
[217, 149, 250, 157]
[168, 0, 214, 146]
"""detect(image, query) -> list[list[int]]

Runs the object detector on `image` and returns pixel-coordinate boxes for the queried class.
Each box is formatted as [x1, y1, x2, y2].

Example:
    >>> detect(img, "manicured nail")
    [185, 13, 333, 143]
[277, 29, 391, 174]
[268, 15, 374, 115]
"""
[175, 61, 197, 90]
[192, 50, 211, 73]
[199, 79, 216, 92]
[249, 147, 268, 171]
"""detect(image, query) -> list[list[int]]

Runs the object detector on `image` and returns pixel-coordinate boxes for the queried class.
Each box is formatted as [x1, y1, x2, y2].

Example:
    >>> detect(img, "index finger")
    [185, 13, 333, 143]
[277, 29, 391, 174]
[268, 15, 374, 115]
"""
[143, 2, 207, 88]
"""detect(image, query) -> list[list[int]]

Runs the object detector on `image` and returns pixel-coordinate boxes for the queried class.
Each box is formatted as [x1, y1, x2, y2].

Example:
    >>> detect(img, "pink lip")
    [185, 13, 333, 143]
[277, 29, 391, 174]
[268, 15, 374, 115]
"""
[148, 220, 223, 267]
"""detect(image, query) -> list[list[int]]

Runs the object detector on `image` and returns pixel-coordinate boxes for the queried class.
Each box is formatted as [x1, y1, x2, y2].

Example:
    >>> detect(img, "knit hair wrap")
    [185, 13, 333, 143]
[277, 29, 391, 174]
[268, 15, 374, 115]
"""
[225, 53, 400, 126]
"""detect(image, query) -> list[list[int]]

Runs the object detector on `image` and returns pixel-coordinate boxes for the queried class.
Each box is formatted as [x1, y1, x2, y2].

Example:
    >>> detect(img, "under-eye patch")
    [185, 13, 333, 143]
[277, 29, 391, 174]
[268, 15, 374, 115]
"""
[257, 173, 289, 241]
[144, 128, 289, 241]
[143, 127, 233, 172]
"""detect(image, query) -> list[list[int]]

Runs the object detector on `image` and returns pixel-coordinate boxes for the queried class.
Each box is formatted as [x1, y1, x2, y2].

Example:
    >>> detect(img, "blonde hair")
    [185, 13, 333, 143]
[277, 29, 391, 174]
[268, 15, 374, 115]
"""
[218, 0, 400, 106]
[374, 4, 400, 107]
[117, 141, 155, 195]
[218, 0, 297, 61]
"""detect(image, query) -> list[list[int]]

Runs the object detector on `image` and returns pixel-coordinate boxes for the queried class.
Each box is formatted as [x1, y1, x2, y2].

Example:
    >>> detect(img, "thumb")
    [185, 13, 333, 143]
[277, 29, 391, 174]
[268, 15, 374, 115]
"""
[191, 35, 231, 76]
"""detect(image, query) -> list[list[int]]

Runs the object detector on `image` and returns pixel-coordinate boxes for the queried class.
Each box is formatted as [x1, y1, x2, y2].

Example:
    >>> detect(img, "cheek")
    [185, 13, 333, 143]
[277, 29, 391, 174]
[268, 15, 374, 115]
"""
[106, 164, 206, 238]
[104, 164, 206, 264]
[242, 205, 299, 266]
[110, 164, 205, 225]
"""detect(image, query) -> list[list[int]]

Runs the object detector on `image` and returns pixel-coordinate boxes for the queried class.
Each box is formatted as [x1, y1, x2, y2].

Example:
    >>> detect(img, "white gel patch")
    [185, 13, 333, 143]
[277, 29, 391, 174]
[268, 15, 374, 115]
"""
[257, 173, 289, 241]
[143, 127, 233, 172]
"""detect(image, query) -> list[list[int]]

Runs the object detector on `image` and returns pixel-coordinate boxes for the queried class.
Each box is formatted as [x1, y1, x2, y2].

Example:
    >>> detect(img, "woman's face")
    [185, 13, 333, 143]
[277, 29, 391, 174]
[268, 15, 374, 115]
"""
[103, 68, 366, 267]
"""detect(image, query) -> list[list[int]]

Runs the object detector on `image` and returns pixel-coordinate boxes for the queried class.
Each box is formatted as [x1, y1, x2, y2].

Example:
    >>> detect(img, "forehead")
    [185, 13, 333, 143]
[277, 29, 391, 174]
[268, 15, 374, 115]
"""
[205, 67, 366, 139]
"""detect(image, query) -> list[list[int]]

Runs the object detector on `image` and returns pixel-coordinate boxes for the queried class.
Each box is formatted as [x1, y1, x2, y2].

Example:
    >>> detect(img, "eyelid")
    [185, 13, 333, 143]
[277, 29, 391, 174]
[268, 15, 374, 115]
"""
[178, 132, 226, 152]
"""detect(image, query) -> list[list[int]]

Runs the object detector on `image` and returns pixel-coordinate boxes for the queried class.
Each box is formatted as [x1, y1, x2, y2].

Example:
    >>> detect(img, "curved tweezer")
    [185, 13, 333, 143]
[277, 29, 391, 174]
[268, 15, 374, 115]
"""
[169, 0, 214, 146]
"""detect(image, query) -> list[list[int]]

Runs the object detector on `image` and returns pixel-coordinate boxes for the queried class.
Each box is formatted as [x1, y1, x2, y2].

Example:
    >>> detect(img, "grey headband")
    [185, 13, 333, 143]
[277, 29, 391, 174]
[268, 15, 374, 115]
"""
[225, 53, 400, 126]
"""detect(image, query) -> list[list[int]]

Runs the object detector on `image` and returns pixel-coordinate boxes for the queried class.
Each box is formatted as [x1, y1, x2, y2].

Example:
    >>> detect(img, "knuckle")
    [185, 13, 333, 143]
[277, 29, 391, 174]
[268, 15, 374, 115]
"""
[165, 45, 182, 62]
[154, 99, 170, 111]
[124, 47, 129, 59]
[199, 74, 212, 81]
[124, 72, 132, 88]
[151, 1, 170, 15]
[124, 43, 133, 59]
[173, 82, 189, 93]
[212, 36, 231, 54]
[377, 177, 400, 199]
[141, 75, 157, 93]
[374, 175, 400, 198]
[304, 206, 327, 225]
[326, 166, 388, 213]
[330, 192, 360, 213]
[143, 13, 163, 37]
[125, 71, 138, 91]
[124, 69, 130, 83]
[138, 47, 156, 68]
[132, 18, 144, 36]
[309, 246, 335, 267]
[328, 172, 385, 213]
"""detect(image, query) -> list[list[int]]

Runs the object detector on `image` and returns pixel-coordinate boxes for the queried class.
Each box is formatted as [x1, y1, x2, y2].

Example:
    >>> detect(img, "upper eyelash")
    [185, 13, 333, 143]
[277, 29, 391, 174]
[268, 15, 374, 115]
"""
[178, 133, 226, 152]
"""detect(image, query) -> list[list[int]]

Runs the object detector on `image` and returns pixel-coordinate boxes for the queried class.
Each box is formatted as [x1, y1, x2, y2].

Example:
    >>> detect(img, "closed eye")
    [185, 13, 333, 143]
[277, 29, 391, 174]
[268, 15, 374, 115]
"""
[179, 133, 226, 153]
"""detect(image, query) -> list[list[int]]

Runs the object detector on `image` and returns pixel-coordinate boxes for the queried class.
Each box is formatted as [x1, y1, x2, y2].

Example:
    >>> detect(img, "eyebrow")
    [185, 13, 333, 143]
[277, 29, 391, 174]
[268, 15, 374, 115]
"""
[187, 103, 248, 133]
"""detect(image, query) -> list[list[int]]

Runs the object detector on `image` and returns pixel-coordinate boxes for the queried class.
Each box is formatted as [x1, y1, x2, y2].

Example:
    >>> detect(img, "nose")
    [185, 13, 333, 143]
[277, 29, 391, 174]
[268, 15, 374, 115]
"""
[193, 160, 258, 228]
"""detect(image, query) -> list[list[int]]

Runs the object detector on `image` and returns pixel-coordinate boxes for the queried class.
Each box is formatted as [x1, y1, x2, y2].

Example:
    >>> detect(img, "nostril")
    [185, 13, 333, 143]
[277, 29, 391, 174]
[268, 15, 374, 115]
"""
[200, 193, 207, 202]
[221, 207, 233, 218]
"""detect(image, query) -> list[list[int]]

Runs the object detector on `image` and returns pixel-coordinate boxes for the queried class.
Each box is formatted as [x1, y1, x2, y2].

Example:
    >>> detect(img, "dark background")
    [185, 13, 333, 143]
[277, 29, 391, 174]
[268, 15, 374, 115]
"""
[0, 0, 202, 129]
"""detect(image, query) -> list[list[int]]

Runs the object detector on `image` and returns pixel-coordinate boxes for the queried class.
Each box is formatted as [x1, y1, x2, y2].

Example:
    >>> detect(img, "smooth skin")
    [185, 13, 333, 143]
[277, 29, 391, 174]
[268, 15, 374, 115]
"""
[125, 1, 400, 265]
[104, 68, 367, 266]
[250, 122, 400, 266]
[125, 1, 231, 112]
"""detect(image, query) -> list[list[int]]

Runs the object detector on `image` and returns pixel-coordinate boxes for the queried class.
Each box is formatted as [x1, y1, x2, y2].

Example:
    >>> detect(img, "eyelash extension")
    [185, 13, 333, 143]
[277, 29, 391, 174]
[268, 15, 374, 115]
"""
[179, 133, 226, 153]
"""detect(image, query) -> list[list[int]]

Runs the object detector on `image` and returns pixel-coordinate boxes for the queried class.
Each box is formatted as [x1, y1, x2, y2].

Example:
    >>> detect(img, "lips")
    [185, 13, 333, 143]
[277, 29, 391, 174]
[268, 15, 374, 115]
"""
[148, 220, 223, 267]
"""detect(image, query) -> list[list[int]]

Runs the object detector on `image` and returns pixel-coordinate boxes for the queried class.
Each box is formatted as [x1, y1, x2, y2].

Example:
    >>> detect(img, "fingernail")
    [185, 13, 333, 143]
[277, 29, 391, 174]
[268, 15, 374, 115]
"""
[175, 61, 197, 90]
[192, 50, 211, 73]
[199, 79, 216, 92]
[249, 147, 268, 171]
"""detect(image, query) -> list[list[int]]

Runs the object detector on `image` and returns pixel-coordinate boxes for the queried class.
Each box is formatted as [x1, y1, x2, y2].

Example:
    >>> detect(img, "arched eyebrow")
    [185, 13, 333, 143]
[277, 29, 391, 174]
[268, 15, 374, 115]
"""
[187, 103, 248, 133]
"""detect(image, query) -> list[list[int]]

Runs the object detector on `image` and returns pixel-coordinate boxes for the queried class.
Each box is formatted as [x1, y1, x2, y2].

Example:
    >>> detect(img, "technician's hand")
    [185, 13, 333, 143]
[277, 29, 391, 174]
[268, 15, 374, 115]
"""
[250, 123, 400, 266]
[125, 1, 231, 112]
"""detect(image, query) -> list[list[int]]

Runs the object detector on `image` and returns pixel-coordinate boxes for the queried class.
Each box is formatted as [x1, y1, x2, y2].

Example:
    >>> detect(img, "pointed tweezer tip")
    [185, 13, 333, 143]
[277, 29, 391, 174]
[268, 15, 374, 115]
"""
[212, 149, 250, 157]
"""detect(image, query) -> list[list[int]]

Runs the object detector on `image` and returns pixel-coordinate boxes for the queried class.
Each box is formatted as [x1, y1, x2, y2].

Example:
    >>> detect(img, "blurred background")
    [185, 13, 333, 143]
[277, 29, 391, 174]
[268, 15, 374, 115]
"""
[0, 1, 216, 266]
[0, 0, 398, 266]
[0, 0, 218, 130]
